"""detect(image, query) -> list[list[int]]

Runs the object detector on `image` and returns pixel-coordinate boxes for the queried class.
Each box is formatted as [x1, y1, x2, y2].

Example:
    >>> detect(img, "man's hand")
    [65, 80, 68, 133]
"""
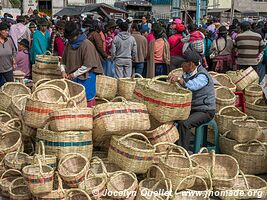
[68, 73, 75, 80]
[62, 71, 68, 79]
[177, 78, 185, 86]
[168, 75, 179, 83]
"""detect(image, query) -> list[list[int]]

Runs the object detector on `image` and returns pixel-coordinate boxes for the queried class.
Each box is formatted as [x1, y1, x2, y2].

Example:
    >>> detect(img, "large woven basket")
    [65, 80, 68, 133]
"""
[246, 98, 267, 121]
[232, 140, 267, 175]
[21, 119, 37, 138]
[49, 100, 92, 132]
[134, 75, 192, 123]
[215, 106, 247, 134]
[96, 75, 118, 100]
[144, 123, 179, 147]
[0, 82, 31, 111]
[215, 86, 236, 113]
[258, 120, 267, 142]
[65, 188, 92, 200]
[36, 51, 59, 69]
[158, 145, 198, 190]
[190, 148, 239, 189]
[0, 131, 22, 160]
[244, 84, 263, 103]
[0, 169, 22, 197]
[9, 94, 29, 118]
[32, 64, 62, 83]
[65, 79, 87, 107]
[230, 117, 262, 143]
[168, 68, 183, 77]
[231, 67, 259, 91]
[118, 73, 144, 100]
[93, 97, 150, 143]
[36, 125, 93, 160]
[108, 133, 156, 174]
[213, 74, 236, 92]
[219, 131, 240, 155]
[106, 171, 138, 200]
[58, 153, 90, 188]
[8, 177, 31, 200]
[90, 157, 121, 178]
[39, 79, 70, 97]
[24, 86, 69, 128]
[3, 146, 28, 170]
[216, 171, 267, 200]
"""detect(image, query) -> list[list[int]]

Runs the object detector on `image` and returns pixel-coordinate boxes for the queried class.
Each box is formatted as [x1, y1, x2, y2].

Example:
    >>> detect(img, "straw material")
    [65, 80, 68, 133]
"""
[23, 159, 54, 195]
[0, 169, 22, 197]
[230, 117, 262, 143]
[216, 171, 267, 200]
[0, 131, 22, 160]
[0, 82, 31, 111]
[232, 140, 267, 175]
[144, 123, 179, 147]
[36, 51, 59, 69]
[219, 131, 240, 155]
[39, 79, 70, 97]
[215, 86, 236, 113]
[0, 118, 22, 133]
[9, 94, 29, 118]
[215, 106, 247, 134]
[21, 119, 37, 138]
[258, 120, 267, 142]
[65, 188, 92, 200]
[134, 75, 192, 123]
[108, 133, 156, 174]
[158, 145, 198, 190]
[190, 149, 239, 189]
[244, 84, 263, 103]
[36, 125, 93, 160]
[90, 157, 121, 178]
[213, 74, 236, 92]
[0, 110, 12, 124]
[0, 160, 6, 178]
[24, 86, 69, 128]
[4, 147, 28, 170]
[58, 153, 90, 188]
[96, 75, 118, 100]
[246, 98, 267, 121]
[8, 177, 31, 200]
[93, 97, 150, 144]
[33, 78, 51, 90]
[231, 67, 259, 91]
[32, 64, 62, 83]
[106, 171, 138, 200]
[65, 79, 87, 107]
[168, 68, 183, 77]
[209, 71, 218, 77]
[49, 100, 92, 132]
[118, 73, 144, 100]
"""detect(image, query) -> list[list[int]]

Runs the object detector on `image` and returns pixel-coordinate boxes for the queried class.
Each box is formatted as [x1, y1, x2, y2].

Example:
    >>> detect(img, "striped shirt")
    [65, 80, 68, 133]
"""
[235, 31, 264, 66]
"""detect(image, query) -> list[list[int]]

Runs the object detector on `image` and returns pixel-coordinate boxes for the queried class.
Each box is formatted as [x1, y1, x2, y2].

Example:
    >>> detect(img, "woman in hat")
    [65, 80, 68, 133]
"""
[50, 20, 66, 57]
[0, 22, 17, 86]
[210, 26, 234, 72]
[30, 17, 50, 64]
[16, 39, 30, 78]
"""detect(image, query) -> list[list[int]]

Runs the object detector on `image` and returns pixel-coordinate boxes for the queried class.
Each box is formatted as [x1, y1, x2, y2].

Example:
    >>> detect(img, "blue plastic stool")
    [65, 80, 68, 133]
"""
[191, 119, 220, 154]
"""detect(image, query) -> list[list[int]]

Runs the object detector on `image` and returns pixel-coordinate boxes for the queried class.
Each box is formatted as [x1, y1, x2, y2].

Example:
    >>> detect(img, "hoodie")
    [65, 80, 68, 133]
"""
[111, 31, 137, 66]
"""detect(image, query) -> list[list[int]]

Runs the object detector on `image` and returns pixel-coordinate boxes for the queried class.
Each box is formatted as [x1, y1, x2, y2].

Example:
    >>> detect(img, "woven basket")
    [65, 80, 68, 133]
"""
[144, 123, 179, 147]
[213, 74, 236, 92]
[24, 86, 69, 128]
[190, 148, 239, 189]
[134, 75, 192, 123]
[106, 171, 138, 200]
[0, 169, 22, 197]
[36, 125, 93, 160]
[58, 153, 90, 188]
[90, 157, 121, 178]
[49, 100, 92, 132]
[0, 110, 12, 123]
[232, 140, 267, 175]
[4, 146, 28, 170]
[118, 73, 144, 100]
[215, 106, 247, 134]
[258, 120, 267, 142]
[93, 97, 150, 143]
[158, 145, 198, 190]
[168, 68, 183, 77]
[244, 84, 263, 103]
[65, 188, 92, 200]
[96, 75, 118, 100]
[232, 67, 259, 91]
[8, 177, 31, 200]
[21, 119, 37, 138]
[209, 71, 218, 77]
[65, 79, 87, 107]
[40, 79, 70, 97]
[0, 131, 22, 160]
[246, 98, 267, 121]
[108, 133, 156, 174]
[215, 86, 236, 113]
[0, 160, 6, 178]
[230, 117, 262, 143]
[9, 94, 29, 118]
[35, 172, 66, 200]
[0, 82, 31, 111]
[78, 170, 107, 200]
[216, 171, 267, 200]
[32, 64, 62, 83]
[36, 51, 59, 69]
[33, 78, 51, 90]
[0, 118, 22, 133]
[28, 141, 57, 169]
[219, 131, 240, 155]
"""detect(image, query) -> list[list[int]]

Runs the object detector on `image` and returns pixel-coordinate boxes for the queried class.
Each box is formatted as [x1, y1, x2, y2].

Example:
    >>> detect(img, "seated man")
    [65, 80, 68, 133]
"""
[169, 47, 216, 150]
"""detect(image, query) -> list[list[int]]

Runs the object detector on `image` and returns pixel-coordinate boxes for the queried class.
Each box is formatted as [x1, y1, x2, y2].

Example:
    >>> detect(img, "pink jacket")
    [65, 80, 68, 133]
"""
[147, 33, 155, 45]
[168, 34, 184, 56]
[190, 31, 204, 42]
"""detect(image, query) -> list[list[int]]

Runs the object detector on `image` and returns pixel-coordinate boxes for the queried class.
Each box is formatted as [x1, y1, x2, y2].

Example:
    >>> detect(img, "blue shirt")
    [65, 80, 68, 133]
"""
[183, 71, 208, 91]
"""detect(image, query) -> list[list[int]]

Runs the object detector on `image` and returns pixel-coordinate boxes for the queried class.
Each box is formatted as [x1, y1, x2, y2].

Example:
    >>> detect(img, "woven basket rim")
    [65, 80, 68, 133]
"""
[159, 154, 198, 170]
[1, 82, 31, 96]
[0, 131, 21, 153]
[233, 143, 267, 156]
[97, 75, 117, 81]
[22, 164, 54, 177]
[145, 122, 174, 134]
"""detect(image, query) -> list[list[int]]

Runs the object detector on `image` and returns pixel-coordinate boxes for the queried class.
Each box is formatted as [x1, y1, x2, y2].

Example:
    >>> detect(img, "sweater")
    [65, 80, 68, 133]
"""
[132, 32, 148, 63]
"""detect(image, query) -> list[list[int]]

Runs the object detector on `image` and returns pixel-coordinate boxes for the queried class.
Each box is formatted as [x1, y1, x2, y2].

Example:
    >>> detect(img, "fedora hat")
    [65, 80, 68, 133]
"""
[106, 21, 117, 30]
[37, 17, 48, 26]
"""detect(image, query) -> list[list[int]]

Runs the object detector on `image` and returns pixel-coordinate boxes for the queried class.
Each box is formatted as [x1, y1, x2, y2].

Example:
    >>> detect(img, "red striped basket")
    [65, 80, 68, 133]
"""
[233, 67, 259, 91]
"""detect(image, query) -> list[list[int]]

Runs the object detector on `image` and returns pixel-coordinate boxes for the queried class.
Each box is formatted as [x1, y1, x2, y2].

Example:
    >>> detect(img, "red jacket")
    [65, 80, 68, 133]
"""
[54, 36, 65, 57]
[189, 31, 204, 42]
[168, 33, 184, 56]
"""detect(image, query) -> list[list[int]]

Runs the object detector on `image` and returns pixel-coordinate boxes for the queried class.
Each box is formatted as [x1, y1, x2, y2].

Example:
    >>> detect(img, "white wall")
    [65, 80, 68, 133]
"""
[208, 0, 231, 9]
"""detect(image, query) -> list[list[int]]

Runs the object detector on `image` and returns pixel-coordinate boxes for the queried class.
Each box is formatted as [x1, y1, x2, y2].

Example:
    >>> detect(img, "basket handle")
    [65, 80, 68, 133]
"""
[218, 106, 238, 115]
[90, 156, 108, 178]
[239, 170, 250, 190]
[32, 78, 51, 90]
[165, 145, 193, 168]
[198, 166, 213, 190]
[31, 85, 69, 102]
[211, 150, 216, 178]
[244, 116, 261, 131]
[108, 171, 137, 192]
[223, 130, 231, 137]
[95, 97, 110, 103]
[55, 171, 65, 193]
[3, 118, 22, 131]
[147, 75, 169, 87]
[252, 97, 263, 105]
[37, 158, 45, 177]
[0, 169, 22, 181]
[44, 50, 52, 56]
[65, 188, 92, 200]
[245, 140, 266, 156]
[37, 141, 46, 159]
[154, 142, 185, 154]
[66, 99, 78, 108]
[10, 144, 24, 165]
[146, 164, 166, 179]
[8, 177, 27, 194]
[198, 147, 210, 154]
[132, 73, 144, 79]
[175, 175, 209, 193]
[111, 96, 128, 103]
[151, 178, 172, 194]
[1, 130, 21, 139]
[59, 153, 89, 168]
[0, 110, 12, 119]
[118, 133, 152, 146]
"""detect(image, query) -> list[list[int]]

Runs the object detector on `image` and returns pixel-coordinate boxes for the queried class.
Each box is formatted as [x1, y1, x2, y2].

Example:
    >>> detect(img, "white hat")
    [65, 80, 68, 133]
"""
[127, 17, 133, 23]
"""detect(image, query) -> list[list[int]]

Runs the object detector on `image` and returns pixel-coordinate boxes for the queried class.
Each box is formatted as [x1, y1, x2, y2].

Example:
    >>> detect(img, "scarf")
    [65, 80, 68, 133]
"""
[69, 34, 87, 49]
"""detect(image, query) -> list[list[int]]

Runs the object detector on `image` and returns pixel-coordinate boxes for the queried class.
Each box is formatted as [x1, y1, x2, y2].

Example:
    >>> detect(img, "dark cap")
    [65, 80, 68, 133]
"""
[29, 22, 37, 28]
[18, 39, 29, 49]
[183, 43, 202, 65]
[64, 21, 81, 39]
[56, 20, 65, 29]
[16, 15, 26, 23]
[0, 22, 9, 31]
[119, 21, 129, 32]
[106, 21, 117, 30]
[218, 26, 228, 34]
[37, 17, 49, 26]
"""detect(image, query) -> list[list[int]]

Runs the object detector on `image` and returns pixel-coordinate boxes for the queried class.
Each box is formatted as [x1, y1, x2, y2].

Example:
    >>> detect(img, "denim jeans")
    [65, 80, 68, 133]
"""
[102, 59, 115, 78]
[132, 62, 144, 75]
[257, 62, 266, 83]
[155, 63, 167, 76]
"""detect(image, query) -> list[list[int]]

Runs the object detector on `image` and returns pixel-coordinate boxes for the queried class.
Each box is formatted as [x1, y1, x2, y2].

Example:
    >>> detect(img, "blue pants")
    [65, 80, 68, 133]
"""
[257, 62, 266, 83]
[73, 72, 96, 101]
[102, 59, 115, 78]
[0, 70, 13, 87]
[132, 62, 144, 75]
[155, 63, 167, 76]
